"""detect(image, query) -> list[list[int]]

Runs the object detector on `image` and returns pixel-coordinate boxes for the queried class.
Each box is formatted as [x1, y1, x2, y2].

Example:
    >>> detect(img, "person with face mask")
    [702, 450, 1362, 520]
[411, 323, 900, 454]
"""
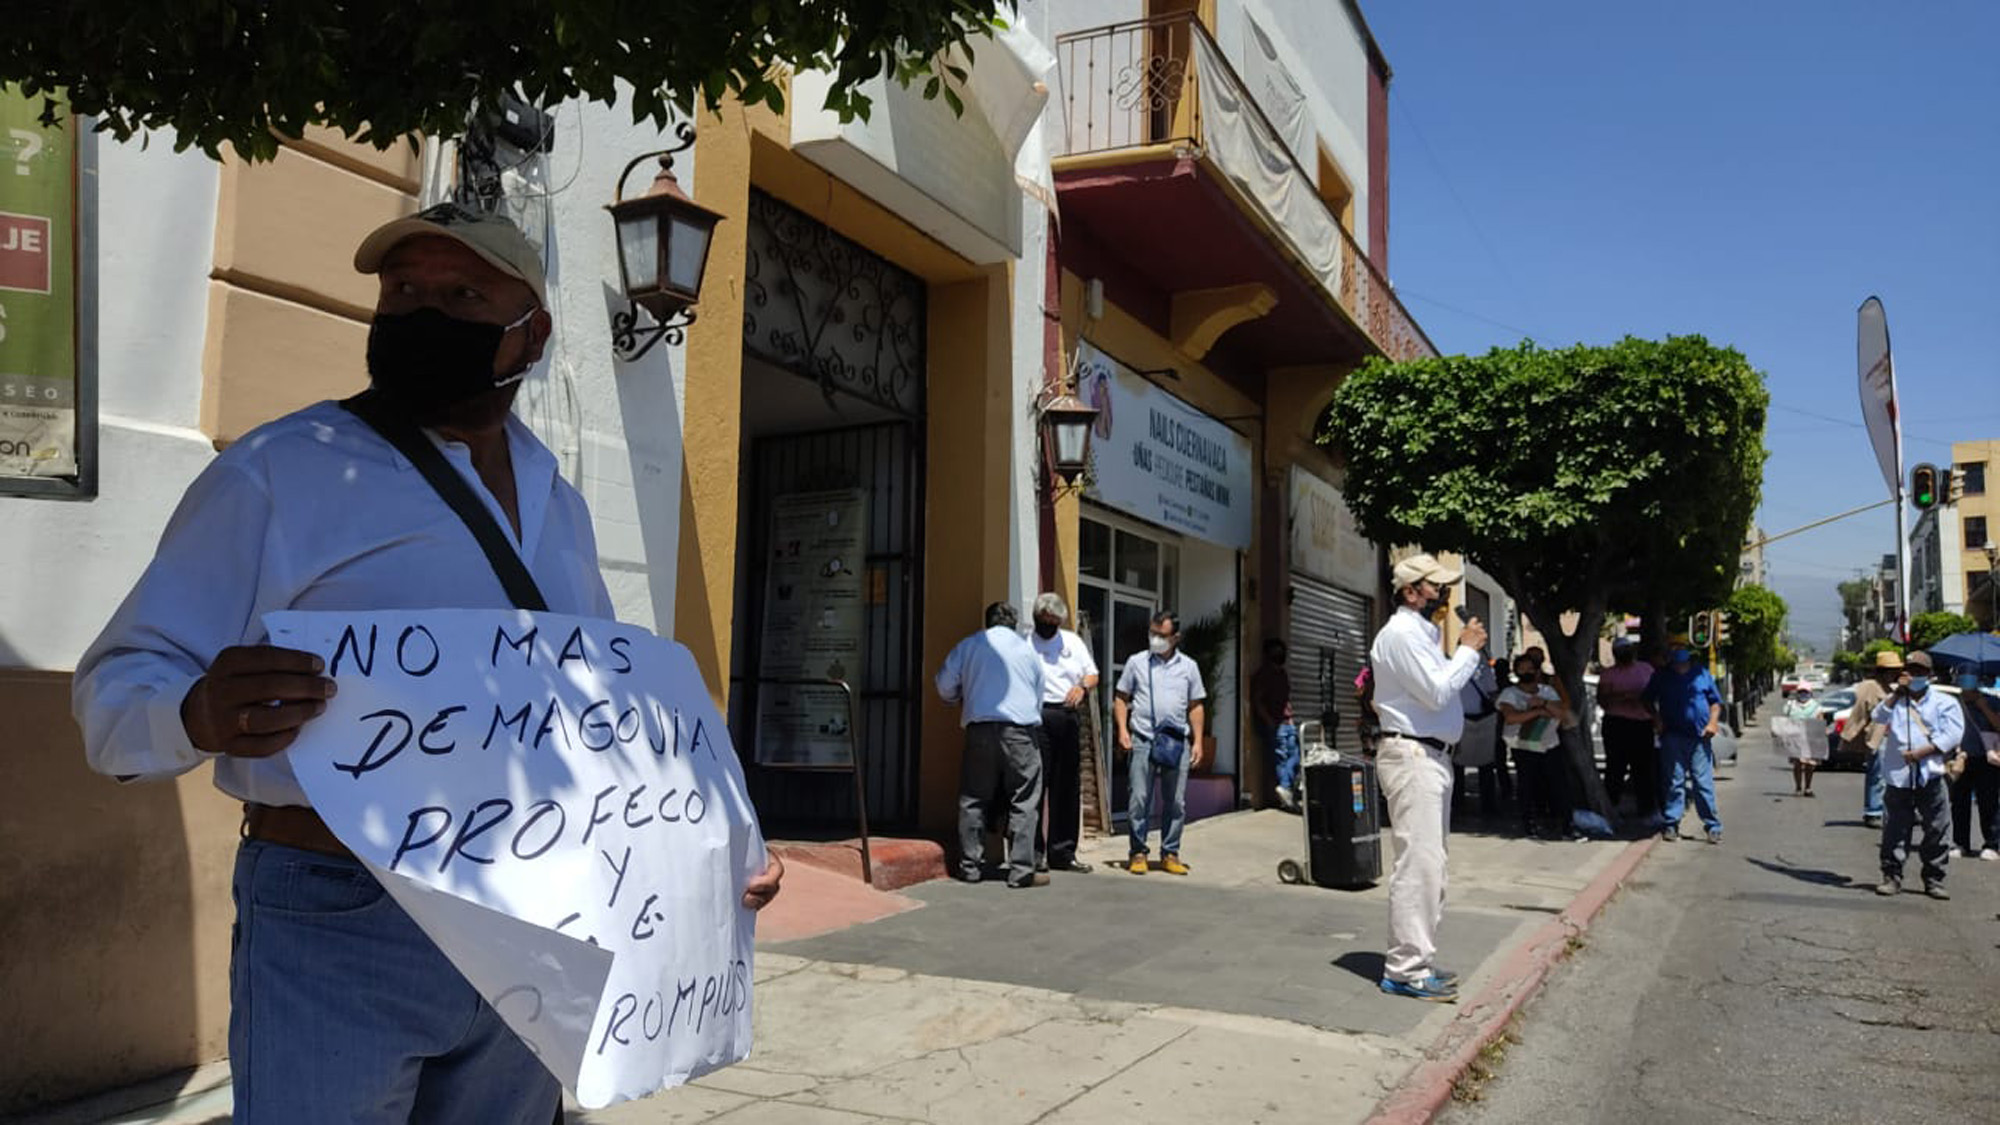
[1869, 650, 1964, 898]
[1844, 650, 1905, 827]
[938, 601, 1050, 888]
[1114, 611, 1208, 875]
[1028, 592, 1098, 873]
[1946, 670, 1999, 861]
[1369, 553, 1488, 1002]
[71, 204, 785, 1122]
[1642, 646, 1725, 843]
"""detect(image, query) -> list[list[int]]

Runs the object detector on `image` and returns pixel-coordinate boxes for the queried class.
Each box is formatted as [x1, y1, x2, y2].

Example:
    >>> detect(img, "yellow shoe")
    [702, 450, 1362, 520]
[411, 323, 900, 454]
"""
[1127, 854, 1149, 875]
[1161, 854, 1189, 876]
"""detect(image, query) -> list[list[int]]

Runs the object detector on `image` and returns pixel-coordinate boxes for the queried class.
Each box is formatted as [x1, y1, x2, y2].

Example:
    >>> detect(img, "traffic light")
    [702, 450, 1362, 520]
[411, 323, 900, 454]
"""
[1689, 611, 1713, 648]
[1911, 463, 1939, 510]
[1716, 612, 1732, 647]
[1943, 467, 1961, 505]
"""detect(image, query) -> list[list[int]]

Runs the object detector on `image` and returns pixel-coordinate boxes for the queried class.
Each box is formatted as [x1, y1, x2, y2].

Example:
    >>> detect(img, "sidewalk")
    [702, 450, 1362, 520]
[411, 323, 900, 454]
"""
[38, 806, 1650, 1125]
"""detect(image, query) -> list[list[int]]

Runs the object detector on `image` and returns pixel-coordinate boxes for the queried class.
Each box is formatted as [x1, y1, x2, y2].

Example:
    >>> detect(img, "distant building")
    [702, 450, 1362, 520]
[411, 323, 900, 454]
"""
[1951, 440, 1999, 629]
[1862, 553, 1899, 642]
[1910, 504, 1963, 616]
[1739, 526, 1766, 588]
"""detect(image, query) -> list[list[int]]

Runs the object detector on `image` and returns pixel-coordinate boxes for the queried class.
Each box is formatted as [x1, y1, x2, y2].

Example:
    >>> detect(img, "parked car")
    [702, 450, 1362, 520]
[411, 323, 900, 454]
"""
[1815, 687, 1861, 766]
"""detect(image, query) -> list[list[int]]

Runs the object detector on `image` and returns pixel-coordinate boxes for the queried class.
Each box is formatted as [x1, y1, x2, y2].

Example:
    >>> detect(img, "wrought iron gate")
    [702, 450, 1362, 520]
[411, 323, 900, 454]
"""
[741, 422, 924, 828]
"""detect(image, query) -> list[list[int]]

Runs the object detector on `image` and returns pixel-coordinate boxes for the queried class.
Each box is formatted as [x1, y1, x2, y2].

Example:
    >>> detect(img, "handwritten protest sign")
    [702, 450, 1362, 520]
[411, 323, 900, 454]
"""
[263, 608, 766, 1109]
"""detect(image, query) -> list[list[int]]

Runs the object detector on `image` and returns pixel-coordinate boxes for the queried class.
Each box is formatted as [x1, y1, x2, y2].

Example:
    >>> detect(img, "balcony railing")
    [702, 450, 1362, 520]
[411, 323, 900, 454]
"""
[1055, 15, 1437, 363]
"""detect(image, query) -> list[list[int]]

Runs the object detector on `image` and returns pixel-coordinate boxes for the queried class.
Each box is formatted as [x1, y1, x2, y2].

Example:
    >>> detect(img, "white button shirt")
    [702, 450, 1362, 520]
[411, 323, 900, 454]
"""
[1032, 627, 1099, 705]
[1369, 606, 1481, 744]
[72, 400, 616, 807]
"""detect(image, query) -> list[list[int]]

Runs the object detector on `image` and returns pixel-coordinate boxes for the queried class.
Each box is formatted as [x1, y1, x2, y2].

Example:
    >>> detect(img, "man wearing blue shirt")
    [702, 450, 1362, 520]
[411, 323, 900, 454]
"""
[1643, 647, 1725, 843]
[1870, 650, 1964, 899]
[1115, 611, 1208, 876]
[936, 602, 1049, 888]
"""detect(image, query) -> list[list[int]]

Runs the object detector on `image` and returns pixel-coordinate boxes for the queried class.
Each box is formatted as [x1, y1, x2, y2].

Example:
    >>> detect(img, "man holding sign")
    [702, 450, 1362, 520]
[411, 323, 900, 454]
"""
[73, 205, 781, 1120]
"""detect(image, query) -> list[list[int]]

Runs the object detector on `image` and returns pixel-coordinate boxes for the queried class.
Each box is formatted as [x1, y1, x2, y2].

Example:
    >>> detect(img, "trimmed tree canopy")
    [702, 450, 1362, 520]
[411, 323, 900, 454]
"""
[1323, 336, 1767, 815]
[3, 1, 1012, 159]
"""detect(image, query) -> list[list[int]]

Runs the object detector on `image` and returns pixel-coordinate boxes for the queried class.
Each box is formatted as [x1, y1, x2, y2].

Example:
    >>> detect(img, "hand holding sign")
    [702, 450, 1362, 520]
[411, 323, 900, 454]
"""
[263, 608, 768, 1110]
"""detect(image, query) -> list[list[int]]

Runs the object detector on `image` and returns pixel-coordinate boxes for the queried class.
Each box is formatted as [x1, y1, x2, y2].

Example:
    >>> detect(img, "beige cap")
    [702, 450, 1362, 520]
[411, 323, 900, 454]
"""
[1392, 552, 1463, 590]
[1872, 650, 1905, 670]
[1904, 650, 1932, 670]
[354, 202, 547, 308]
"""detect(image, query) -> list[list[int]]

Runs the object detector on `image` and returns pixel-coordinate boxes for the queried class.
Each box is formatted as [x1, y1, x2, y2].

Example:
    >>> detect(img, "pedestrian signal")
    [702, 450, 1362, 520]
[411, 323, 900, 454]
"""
[1689, 612, 1713, 648]
[1911, 463, 1938, 510]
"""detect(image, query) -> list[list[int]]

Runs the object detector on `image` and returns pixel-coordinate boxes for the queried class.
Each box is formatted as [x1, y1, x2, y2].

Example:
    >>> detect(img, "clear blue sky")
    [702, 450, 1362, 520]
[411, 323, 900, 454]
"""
[1364, 1, 2000, 654]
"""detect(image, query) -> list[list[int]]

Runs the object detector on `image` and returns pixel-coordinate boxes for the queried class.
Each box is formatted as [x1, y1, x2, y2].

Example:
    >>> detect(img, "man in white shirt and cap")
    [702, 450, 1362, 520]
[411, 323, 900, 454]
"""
[1370, 552, 1487, 1002]
[73, 204, 783, 1122]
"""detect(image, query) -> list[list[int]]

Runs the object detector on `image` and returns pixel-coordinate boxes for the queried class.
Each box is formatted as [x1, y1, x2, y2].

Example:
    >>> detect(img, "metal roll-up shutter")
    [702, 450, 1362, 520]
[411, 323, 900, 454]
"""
[1289, 576, 1375, 755]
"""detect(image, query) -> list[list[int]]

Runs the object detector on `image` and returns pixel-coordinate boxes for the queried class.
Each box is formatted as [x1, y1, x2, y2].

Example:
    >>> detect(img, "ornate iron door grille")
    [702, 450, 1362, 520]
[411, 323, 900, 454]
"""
[743, 190, 927, 418]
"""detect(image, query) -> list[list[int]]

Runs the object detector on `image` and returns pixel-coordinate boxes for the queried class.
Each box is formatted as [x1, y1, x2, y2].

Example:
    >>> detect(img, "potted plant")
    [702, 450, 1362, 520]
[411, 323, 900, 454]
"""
[1176, 601, 1239, 774]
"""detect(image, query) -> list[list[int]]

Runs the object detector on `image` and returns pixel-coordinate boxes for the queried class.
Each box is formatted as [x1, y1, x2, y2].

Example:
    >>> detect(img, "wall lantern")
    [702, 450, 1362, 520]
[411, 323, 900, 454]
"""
[607, 122, 725, 361]
[1039, 388, 1100, 486]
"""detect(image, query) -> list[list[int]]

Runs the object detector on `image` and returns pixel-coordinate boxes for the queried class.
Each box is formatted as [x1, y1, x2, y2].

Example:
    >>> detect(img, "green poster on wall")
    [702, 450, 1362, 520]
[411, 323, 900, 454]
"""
[0, 85, 78, 480]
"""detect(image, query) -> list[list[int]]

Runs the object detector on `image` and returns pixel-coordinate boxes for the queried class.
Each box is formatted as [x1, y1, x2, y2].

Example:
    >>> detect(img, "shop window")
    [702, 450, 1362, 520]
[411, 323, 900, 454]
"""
[1081, 519, 1112, 581]
[1115, 529, 1159, 591]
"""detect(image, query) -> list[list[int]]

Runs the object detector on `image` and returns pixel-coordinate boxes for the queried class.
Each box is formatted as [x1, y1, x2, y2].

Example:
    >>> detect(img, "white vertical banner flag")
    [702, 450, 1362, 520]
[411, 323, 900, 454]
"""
[263, 608, 766, 1109]
[1856, 296, 1901, 498]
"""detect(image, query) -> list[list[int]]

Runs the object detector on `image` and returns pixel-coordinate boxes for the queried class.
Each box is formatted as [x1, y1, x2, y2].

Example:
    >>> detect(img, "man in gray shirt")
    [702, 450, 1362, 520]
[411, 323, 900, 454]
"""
[937, 602, 1049, 888]
[1115, 610, 1208, 875]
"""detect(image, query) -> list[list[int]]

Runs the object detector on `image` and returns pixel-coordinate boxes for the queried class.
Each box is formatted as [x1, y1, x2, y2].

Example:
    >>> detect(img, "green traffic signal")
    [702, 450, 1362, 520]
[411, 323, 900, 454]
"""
[1912, 463, 1938, 510]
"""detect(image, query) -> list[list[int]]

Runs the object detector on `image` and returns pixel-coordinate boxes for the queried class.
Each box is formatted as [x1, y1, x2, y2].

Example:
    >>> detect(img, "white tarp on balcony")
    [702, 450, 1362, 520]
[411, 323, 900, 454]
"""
[1192, 31, 1345, 310]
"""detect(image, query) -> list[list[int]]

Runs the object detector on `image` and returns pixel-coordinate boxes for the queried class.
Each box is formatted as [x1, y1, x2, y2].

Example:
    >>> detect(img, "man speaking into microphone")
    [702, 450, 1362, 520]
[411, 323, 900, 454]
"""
[1369, 553, 1487, 1002]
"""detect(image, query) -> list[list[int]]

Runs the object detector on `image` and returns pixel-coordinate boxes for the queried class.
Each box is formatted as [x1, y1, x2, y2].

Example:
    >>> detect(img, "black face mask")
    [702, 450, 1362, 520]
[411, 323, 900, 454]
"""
[366, 306, 532, 422]
[1034, 621, 1059, 639]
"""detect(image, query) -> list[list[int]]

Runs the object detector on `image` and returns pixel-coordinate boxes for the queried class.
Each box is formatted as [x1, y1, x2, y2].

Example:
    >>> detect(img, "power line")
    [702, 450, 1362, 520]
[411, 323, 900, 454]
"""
[1395, 289, 1557, 346]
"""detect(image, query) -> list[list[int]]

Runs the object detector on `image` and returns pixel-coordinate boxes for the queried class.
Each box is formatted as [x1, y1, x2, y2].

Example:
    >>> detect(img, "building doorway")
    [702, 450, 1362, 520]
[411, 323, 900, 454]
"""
[729, 189, 928, 831]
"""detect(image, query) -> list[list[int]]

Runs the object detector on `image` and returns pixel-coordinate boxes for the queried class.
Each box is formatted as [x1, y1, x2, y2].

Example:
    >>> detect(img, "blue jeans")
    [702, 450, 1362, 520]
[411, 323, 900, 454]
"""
[1128, 735, 1190, 856]
[1659, 732, 1722, 835]
[1863, 751, 1887, 819]
[1261, 722, 1300, 793]
[230, 840, 559, 1124]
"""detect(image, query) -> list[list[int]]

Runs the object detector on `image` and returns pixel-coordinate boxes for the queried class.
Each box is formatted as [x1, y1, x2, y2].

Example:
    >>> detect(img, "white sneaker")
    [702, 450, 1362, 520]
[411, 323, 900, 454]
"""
[1981, 849, 1999, 862]
[1274, 786, 1299, 811]
[1953, 847, 1972, 859]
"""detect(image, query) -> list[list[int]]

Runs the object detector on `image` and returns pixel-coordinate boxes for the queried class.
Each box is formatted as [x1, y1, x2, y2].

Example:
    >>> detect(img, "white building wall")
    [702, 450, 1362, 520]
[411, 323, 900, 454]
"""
[496, 96, 694, 638]
[1, 134, 220, 671]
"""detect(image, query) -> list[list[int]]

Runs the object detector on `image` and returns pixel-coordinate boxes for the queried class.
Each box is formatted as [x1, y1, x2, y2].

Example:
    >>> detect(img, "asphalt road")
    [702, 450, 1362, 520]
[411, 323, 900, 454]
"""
[1444, 728, 2000, 1125]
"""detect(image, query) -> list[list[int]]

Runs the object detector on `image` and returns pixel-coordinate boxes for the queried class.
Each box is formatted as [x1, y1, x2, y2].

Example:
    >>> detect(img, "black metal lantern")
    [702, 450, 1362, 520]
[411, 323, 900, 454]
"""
[1040, 389, 1099, 485]
[607, 124, 724, 360]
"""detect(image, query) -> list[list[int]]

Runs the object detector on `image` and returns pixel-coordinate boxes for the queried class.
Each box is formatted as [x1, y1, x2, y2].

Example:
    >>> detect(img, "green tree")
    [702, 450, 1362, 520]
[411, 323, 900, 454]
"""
[1836, 578, 1876, 643]
[1720, 584, 1788, 694]
[1908, 611, 1976, 652]
[2, 1, 1010, 159]
[1322, 335, 1767, 816]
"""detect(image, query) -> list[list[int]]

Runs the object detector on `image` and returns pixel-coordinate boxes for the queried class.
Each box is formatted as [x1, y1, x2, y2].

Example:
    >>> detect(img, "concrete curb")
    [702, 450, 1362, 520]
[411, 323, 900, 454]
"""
[1365, 835, 1660, 1125]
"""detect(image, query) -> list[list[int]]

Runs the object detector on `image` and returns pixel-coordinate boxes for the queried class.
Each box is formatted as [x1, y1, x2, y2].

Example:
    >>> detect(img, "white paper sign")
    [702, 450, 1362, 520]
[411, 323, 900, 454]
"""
[263, 608, 766, 1109]
[1769, 714, 1828, 762]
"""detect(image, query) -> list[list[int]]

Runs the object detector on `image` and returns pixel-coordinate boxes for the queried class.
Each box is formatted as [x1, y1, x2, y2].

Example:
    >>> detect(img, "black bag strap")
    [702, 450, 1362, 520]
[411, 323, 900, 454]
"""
[340, 391, 549, 612]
